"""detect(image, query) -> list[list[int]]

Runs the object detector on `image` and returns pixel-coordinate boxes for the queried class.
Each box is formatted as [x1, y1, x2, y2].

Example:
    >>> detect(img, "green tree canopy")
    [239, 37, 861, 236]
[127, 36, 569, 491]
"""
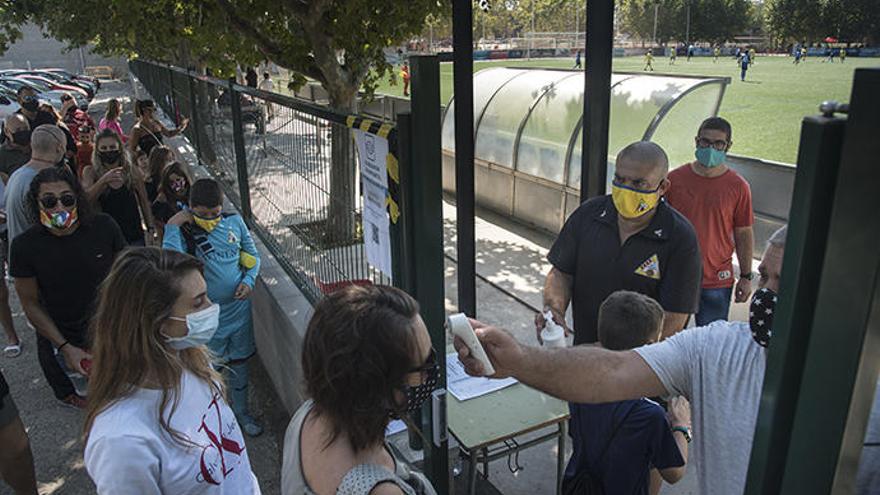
[764, 0, 879, 45]
[619, 0, 753, 44]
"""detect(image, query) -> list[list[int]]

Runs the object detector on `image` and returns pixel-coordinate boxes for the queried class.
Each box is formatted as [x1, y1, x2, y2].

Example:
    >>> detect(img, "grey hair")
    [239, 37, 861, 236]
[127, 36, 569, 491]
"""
[767, 225, 787, 250]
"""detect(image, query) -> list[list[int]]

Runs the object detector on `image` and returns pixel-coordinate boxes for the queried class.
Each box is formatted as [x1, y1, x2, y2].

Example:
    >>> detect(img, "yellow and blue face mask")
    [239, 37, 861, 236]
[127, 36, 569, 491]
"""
[193, 213, 222, 232]
[611, 182, 660, 219]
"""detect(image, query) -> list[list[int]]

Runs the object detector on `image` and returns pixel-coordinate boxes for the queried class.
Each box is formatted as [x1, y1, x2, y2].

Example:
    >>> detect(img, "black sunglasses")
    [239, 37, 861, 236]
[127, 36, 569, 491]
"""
[39, 194, 76, 209]
[409, 348, 438, 374]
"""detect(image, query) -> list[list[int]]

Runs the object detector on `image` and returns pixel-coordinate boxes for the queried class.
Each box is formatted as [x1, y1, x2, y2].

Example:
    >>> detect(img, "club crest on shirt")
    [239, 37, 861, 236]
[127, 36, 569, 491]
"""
[227, 230, 238, 244]
[635, 254, 661, 280]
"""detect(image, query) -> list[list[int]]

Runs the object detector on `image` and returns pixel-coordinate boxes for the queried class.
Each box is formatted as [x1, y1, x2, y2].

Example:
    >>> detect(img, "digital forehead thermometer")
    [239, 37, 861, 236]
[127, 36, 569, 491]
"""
[447, 313, 495, 376]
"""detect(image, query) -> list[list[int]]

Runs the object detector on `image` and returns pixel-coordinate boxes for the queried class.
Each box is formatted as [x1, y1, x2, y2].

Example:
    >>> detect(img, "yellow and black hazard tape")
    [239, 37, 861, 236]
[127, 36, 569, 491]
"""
[346, 115, 401, 224]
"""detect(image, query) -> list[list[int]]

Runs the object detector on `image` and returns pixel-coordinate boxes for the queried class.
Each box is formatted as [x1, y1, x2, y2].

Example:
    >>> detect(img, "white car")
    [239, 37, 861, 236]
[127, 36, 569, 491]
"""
[0, 93, 20, 121]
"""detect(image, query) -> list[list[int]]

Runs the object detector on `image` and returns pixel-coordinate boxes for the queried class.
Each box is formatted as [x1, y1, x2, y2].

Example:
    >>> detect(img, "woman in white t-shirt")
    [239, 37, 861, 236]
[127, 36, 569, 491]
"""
[83, 247, 261, 494]
[282, 285, 438, 495]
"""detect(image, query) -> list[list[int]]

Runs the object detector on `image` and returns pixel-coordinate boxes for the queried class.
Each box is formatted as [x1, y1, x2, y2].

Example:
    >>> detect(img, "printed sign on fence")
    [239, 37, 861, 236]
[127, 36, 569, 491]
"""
[354, 129, 388, 189]
[354, 129, 392, 279]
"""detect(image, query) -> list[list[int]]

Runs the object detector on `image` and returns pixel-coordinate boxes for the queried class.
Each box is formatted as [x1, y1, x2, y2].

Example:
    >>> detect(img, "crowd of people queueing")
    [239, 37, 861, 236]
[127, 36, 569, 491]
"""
[0, 89, 265, 494]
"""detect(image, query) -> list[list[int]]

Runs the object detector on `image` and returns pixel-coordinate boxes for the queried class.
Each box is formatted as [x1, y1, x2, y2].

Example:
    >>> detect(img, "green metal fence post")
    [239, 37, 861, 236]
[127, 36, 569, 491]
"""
[166, 64, 175, 121]
[407, 54, 449, 494]
[188, 73, 202, 165]
[228, 78, 253, 221]
[393, 113, 424, 452]
[777, 67, 880, 494]
[745, 113, 846, 494]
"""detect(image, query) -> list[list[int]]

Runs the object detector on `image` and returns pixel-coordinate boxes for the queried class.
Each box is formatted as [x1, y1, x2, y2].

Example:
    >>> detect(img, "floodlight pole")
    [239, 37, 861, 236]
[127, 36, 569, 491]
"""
[580, 0, 614, 200]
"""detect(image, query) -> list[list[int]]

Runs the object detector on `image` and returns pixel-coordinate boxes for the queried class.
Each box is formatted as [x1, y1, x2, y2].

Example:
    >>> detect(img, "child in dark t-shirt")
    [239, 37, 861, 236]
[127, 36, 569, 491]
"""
[565, 291, 690, 495]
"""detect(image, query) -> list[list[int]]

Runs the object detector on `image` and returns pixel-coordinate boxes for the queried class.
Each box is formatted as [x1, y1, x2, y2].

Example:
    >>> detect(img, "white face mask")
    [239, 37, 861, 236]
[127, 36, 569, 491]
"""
[163, 303, 220, 350]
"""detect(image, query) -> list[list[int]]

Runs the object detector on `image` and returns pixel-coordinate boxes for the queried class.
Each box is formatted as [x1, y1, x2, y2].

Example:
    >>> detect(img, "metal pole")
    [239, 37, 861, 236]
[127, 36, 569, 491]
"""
[653, 3, 659, 45]
[453, 0, 477, 318]
[187, 74, 202, 165]
[409, 55, 449, 494]
[580, 0, 614, 200]
[686, 4, 691, 46]
[228, 78, 253, 221]
[166, 64, 176, 123]
[775, 68, 880, 494]
[744, 113, 847, 495]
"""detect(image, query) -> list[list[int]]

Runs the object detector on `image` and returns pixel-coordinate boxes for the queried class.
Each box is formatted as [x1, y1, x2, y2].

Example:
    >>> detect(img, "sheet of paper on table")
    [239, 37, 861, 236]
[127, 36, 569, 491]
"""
[385, 419, 407, 437]
[446, 353, 518, 401]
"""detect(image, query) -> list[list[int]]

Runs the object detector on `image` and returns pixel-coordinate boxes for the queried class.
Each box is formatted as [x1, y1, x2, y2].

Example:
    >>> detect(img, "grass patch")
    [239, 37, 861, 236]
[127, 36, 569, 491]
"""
[368, 55, 870, 164]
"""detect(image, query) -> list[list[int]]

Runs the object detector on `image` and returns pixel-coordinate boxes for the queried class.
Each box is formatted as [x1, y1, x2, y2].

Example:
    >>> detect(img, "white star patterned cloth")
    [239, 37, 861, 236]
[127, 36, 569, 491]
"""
[749, 288, 778, 347]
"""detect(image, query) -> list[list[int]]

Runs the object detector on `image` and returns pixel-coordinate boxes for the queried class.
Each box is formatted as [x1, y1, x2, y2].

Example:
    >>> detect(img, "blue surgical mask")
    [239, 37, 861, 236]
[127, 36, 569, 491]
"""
[163, 303, 220, 350]
[695, 147, 727, 168]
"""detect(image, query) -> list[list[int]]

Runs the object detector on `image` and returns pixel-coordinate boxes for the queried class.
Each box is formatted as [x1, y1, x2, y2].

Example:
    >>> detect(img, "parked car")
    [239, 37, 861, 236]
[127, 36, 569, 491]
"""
[0, 90, 20, 121]
[44, 68, 101, 90]
[0, 77, 84, 110]
[32, 70, 95, 98]
[14, 74, 90, 99]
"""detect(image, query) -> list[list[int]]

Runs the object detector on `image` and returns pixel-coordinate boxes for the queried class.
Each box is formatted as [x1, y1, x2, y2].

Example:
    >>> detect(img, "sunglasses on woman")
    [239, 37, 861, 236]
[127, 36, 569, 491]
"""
[39, 194, 77, 209]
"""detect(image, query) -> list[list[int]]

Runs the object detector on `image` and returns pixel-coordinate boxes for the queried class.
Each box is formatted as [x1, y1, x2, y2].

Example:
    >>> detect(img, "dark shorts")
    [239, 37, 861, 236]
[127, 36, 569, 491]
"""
[0, 391, 19, 428]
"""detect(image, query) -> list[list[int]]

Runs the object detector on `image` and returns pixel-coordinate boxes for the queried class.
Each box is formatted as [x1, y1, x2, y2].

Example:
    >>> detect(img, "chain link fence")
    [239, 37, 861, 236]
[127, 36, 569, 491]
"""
[130, 60, 393, 302]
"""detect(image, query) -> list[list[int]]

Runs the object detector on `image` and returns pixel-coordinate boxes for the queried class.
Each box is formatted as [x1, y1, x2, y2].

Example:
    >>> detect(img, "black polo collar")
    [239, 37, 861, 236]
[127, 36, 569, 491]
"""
[593, 195, 673, 241]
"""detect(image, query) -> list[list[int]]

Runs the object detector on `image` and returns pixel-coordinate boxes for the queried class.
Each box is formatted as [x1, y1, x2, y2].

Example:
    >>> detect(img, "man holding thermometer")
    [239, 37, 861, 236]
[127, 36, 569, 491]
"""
[456, 226, 788, 495]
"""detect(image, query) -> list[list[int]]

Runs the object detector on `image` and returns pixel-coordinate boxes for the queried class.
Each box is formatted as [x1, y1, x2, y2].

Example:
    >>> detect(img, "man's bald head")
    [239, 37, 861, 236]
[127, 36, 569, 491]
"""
[5, 114, 29, 133]
[617, 141, 669, 177]
[29, 124, 66, 162]
[613, 141, 671, 199]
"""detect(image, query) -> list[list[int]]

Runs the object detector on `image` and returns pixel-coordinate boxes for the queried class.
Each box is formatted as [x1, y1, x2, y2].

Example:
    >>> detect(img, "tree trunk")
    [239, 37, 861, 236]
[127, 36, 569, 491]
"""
[325, 90, 358, 244]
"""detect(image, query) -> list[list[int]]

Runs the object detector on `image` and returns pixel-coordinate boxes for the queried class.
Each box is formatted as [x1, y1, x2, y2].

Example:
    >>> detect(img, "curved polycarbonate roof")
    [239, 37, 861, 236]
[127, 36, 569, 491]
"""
[442, 68, 729, 189]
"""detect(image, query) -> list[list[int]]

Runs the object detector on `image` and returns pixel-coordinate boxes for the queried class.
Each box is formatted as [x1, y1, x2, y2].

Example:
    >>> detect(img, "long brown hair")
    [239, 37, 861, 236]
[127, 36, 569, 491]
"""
[302, 284, 421, 452]
[104, 98, 121, 122]
[148, 145, 173, 182]
[91, 129, 132, 188]
[84, 247, 224, 447]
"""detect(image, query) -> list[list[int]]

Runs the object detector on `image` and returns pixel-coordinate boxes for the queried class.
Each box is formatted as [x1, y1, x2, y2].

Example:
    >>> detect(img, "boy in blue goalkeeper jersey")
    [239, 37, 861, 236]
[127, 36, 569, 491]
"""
[164, 178, 263, 436]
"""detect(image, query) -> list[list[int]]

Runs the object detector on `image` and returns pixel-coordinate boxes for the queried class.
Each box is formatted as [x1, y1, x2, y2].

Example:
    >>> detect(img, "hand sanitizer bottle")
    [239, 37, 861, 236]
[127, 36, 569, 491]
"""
[541, 311, 566, 348]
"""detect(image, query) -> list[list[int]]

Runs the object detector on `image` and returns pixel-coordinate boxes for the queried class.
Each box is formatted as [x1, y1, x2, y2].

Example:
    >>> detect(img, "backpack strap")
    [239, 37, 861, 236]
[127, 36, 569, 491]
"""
[180, 223, 215, 257]
[336, 464, 417, 495]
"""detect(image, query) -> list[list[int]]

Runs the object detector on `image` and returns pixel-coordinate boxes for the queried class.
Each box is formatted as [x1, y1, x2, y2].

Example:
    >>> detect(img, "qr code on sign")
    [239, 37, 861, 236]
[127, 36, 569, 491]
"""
[371, 224, 380, 244]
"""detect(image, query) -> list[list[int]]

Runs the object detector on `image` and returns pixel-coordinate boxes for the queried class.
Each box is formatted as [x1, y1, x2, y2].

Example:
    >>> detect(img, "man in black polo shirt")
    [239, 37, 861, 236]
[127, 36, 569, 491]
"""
[537, 141, 701, 345]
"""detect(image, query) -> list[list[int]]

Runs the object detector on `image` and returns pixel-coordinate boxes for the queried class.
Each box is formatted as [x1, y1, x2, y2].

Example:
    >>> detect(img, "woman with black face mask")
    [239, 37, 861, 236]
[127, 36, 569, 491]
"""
[81, 130, 156, 246]
[281, 284, 438, 495]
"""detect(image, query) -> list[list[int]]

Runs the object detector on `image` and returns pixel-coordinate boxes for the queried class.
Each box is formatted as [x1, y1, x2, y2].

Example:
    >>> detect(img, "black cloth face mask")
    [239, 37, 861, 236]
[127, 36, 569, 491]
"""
[749, 287, 777, 347]
[12, 130, 31, 146]
[98, 150, 122, 164]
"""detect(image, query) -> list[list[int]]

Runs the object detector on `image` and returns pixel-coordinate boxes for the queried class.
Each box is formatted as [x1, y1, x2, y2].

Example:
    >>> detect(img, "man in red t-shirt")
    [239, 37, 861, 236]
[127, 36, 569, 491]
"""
[665, 117, 754, 325]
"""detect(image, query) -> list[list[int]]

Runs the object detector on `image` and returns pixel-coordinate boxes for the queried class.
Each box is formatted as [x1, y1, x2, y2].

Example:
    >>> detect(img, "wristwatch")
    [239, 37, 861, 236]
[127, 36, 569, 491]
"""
[740, 271, 756, 281]
[672, 425, 692, 443]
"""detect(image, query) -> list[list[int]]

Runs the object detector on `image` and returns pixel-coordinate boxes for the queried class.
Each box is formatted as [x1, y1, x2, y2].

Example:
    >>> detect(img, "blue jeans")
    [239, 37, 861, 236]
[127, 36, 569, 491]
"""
[695, 287, 733, 327]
